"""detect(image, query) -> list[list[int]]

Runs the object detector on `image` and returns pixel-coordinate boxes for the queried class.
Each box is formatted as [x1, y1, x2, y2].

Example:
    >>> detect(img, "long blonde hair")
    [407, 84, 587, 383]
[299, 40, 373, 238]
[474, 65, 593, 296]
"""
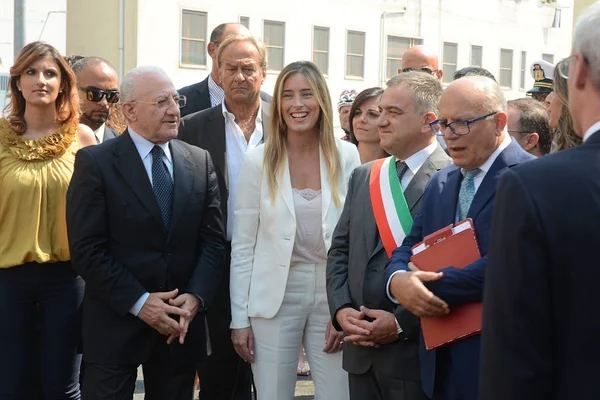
[552, 61, 582, 152]
[265, 61, 342, 206]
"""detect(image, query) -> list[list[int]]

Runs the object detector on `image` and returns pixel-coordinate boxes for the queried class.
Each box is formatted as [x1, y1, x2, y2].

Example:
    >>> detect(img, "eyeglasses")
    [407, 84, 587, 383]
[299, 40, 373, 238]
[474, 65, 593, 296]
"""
[557, 54, 590, 79]
[129, 95, 187, 109]
[402, 67, 438, 75]
[79, 86, 120, 104]
[430, 112, 498, 136]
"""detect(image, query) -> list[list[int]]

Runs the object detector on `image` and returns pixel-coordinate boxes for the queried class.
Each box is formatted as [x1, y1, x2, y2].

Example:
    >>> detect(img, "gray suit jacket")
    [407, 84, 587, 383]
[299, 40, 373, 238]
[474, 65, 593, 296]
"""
[326, 145, 451, 378]
[103, 126, 119, 142]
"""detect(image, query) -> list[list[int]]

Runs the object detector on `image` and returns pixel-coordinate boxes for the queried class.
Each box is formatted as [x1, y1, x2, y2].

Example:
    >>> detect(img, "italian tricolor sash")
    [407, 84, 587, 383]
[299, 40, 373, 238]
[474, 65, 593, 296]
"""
[369, 156, 413, 257]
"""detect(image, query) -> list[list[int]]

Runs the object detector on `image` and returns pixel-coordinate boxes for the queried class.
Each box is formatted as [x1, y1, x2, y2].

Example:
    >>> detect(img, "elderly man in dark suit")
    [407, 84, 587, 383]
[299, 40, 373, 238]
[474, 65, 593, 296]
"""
[72, 56, 121, 142]
[67, 66, 225, 400]
[481, 4, 600, 400]
[178, 34, 269, 400]
[384, 76, 535, 400]
[327, 71, 450, 400]
[178, 23, 271, 117]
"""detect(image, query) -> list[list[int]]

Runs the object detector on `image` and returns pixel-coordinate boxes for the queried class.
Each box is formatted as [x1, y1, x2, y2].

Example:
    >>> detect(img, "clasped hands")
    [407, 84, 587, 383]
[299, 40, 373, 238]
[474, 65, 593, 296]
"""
[336, 305, 398, 348]
[137, 288, 200, 345]
[338, 262, 450, 347]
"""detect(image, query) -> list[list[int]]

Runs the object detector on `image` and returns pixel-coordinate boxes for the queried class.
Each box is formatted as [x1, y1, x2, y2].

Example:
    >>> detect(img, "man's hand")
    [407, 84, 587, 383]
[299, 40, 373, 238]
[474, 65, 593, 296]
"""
[323, 320, 344, 353]
[232, 327, 255, 363]
[166, 293, 201, 345]
[389, 271, 450, 317]
[137, 289, 190, 337]
[335, 307, 371, 337]
[344, 306, 397, 347]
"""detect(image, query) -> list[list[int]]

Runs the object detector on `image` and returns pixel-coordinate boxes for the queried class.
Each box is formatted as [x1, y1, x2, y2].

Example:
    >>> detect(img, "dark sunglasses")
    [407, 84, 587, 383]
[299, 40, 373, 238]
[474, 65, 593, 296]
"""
[79, 86, 120, 103]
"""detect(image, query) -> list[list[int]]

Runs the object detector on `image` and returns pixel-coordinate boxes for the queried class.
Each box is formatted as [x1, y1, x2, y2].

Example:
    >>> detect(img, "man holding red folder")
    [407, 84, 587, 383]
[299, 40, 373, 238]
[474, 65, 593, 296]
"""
[385, 76, 534, 400]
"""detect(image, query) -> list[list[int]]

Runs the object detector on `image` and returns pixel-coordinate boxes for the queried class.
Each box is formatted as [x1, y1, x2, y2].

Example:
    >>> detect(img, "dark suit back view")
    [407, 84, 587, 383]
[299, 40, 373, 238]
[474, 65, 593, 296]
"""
[481, 130, 600, 400]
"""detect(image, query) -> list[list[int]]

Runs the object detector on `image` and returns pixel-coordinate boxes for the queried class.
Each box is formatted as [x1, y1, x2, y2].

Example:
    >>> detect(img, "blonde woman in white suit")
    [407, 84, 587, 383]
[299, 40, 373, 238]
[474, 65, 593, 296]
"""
[230, 61, 360, 399]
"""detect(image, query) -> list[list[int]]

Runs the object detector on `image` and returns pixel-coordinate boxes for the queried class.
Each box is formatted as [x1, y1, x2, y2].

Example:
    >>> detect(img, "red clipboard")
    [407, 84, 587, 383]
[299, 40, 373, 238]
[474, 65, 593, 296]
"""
[410, 218, 482, 350]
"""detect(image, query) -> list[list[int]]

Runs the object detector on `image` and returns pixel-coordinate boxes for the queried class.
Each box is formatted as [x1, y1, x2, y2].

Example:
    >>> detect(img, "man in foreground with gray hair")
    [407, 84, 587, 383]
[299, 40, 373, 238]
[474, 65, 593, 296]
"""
[481, 3, 600, 399]
[66, 66, 225, 400]
[384, 76, 534, 400]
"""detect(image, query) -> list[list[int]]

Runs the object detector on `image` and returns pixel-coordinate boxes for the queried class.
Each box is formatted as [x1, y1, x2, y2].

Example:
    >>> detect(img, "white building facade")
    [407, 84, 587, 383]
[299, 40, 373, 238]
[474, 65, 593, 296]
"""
[2, 0, 574, 113]
[135, 0, 573, 102]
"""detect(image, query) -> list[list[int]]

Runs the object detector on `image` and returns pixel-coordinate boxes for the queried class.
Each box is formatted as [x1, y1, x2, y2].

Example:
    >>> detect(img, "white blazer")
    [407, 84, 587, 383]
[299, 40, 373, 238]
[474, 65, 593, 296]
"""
[230, 139, 360, 329]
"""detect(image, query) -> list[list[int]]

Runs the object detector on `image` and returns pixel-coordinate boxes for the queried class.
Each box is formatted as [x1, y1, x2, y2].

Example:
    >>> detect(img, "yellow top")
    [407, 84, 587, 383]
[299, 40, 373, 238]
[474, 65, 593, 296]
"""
[0, 118, 79, 268]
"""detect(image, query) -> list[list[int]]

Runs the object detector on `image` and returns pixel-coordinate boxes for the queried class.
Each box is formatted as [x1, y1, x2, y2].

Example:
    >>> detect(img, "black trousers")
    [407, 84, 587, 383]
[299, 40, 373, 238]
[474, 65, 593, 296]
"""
[349, 366, 428, 400]
[197, 242, 253, 400]
[0, 261, 84, 400]
[82, 341, 195, 400]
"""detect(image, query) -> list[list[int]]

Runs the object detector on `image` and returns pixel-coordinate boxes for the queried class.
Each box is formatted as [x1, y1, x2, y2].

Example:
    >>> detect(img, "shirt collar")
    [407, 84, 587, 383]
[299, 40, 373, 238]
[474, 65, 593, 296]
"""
[93, 123, 106, 136]
[403, 141, 439, 175]
[462, 133, 512, 175]
[583, 120, 600, 142]
[221, 100, 263, 123]
[128, 127, 172, 164]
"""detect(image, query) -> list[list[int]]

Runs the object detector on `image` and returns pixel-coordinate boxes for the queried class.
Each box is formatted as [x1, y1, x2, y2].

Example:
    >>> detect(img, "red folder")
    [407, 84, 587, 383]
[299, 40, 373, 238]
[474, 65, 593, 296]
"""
[410, 219, 482, 350]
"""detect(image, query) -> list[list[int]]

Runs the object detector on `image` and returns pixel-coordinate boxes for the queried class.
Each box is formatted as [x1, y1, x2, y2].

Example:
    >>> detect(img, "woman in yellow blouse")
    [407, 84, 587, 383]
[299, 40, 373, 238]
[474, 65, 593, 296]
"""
[0, 42, 95, 399]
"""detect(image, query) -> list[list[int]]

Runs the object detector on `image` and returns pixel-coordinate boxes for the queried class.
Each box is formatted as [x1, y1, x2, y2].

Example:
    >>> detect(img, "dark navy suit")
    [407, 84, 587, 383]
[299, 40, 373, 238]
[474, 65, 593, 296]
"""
[384, 139, 534, 400]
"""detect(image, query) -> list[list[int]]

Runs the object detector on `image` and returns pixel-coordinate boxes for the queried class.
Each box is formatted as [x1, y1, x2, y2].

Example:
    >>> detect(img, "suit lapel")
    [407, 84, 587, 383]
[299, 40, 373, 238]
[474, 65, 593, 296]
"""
[168, 141, 194, 241]
[280, 155, 295, 218]
[205, 109, 228, 190]
[404, 161, 430, 212]
[319, 146, 332, 224]
[113, 131, 165, 231]
[467, 140, 520, 220]
[442, 167, 462, 224]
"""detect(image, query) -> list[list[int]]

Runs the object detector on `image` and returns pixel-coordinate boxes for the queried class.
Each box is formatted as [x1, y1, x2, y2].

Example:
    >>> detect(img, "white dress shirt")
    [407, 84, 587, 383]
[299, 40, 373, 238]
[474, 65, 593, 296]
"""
[223, 101, 264, 241]
[583, 120, 600, 142]
[399, 141, 439, 190]
[386, 134, 512, 303]
[461, 133, 512, 193]
[208, 74, 225, 108]
[127, 127, 173, 316]
[94, 123, 106, 144]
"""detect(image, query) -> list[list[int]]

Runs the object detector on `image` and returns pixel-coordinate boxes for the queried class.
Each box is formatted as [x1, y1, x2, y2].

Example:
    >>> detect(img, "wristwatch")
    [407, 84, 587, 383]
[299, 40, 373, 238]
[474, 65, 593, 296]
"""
[395, 318, 405, 339]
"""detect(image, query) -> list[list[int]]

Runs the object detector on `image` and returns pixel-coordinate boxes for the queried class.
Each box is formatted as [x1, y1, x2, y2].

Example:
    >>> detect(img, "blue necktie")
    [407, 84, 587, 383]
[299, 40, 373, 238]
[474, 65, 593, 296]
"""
[151, 145, 173, 230]
[458, 168, 480, 221]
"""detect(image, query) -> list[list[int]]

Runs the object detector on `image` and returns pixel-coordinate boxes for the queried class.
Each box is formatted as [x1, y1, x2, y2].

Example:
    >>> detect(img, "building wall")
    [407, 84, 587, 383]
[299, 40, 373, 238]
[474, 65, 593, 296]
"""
[572, 0, 597, 31]
[0, 0, 67, 74]
[131, 0, 572, 130]
[66, 0, 138, 78]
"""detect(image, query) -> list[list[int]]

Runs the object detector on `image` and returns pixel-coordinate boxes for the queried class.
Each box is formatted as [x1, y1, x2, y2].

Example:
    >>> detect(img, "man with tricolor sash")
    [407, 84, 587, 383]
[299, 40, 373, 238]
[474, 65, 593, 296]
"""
[326, 71, 450, 400]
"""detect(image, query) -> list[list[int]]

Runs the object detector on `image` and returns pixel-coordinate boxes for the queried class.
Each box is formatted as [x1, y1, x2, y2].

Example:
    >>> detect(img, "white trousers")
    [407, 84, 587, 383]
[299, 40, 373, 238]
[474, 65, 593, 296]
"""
[250, 263, 349, 400]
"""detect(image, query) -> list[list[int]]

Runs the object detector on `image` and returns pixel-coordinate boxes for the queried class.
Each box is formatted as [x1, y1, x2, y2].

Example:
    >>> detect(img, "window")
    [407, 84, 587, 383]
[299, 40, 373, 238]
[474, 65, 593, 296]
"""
[520, 51, 527, 90]
[471, 45, 482, 68]
[180, 10, 207, 66]
[312, 26, 329, 75]
[346, 31, 365, 78]
[264, 20, 285, 71]
[386, 36, 423, 79]
[500, 49, 514, 88]
[542, 53, 554, 64]
[442, 42, 458, 83]
[239, 16, 249, 29]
